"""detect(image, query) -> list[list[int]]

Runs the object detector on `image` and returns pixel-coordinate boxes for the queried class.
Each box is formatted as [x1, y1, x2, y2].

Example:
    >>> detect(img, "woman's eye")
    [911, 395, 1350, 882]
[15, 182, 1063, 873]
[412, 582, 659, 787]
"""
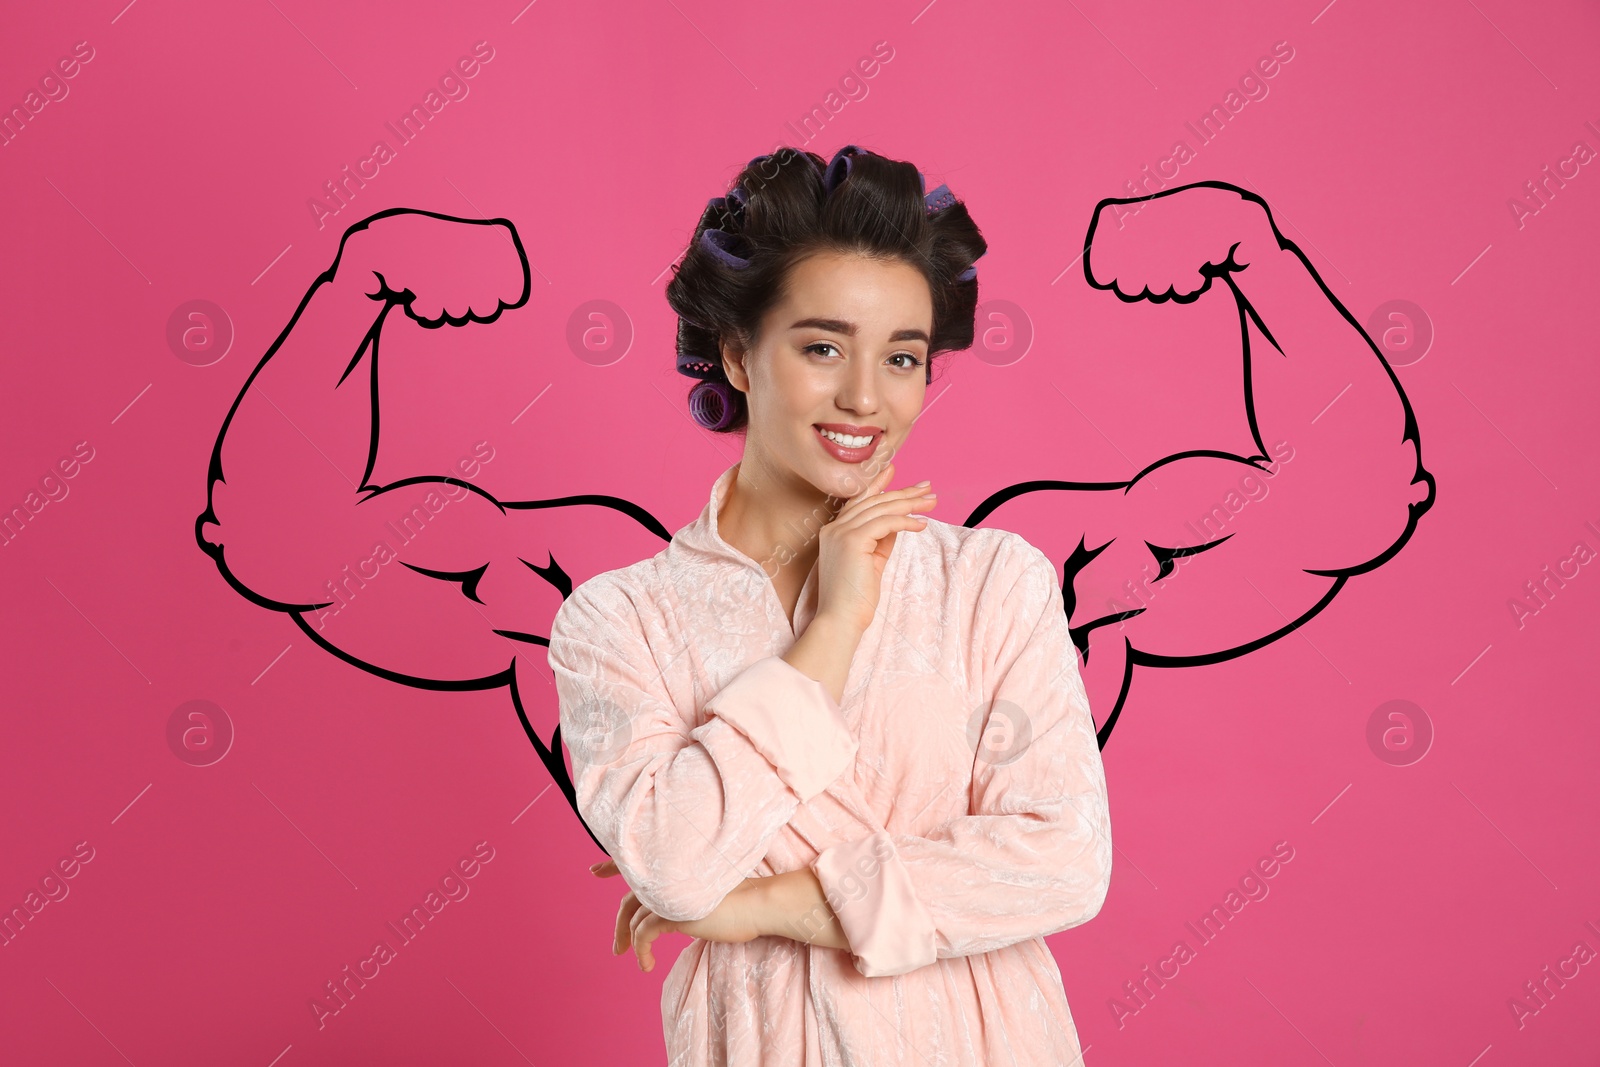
[805, 343, 923, 369]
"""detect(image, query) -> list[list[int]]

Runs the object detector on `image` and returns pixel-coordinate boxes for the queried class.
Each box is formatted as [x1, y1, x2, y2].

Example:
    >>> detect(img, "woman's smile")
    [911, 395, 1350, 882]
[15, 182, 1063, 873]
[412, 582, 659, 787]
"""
[813, 423, 885, 463]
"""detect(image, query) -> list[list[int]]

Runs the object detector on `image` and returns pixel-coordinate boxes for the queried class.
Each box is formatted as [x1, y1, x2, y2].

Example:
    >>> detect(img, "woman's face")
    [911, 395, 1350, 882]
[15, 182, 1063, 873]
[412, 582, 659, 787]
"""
[723, 249, 934, 502]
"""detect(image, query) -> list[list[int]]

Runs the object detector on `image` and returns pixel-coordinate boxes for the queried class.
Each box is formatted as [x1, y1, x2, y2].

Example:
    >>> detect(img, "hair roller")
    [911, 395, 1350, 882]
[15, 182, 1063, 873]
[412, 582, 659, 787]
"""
[822, 145, 861, 197]
[688, 378, 739, 431]
[699, 228, 751, 270]
[923, 183, 958, 215]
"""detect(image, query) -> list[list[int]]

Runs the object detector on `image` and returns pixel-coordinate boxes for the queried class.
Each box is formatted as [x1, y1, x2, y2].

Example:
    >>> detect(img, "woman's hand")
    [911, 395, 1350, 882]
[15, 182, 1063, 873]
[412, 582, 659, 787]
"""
[590, 860, 765, 972]
[814, 461, 937, 635]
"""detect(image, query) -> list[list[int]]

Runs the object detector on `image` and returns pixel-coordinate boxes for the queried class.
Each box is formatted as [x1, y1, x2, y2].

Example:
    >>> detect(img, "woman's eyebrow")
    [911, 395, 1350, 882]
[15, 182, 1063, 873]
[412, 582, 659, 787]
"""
[789, 317, 930, 344]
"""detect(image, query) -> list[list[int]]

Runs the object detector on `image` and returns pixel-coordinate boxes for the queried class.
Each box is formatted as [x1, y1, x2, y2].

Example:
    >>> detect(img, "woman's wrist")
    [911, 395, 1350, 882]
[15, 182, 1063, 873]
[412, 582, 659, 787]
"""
[752, 868, 850, 951]
[783, 613, 863, 706]
[810, 609, 867, 643]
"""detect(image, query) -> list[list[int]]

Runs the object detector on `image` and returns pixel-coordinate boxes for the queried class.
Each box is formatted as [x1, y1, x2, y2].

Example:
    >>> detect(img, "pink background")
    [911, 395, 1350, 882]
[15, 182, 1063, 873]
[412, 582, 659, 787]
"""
[3, 0, 1598, 1063]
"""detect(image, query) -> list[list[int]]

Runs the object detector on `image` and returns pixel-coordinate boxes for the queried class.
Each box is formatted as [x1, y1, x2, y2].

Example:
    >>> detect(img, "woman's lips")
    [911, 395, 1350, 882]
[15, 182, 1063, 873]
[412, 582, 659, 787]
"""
[814, 425, 881, 463]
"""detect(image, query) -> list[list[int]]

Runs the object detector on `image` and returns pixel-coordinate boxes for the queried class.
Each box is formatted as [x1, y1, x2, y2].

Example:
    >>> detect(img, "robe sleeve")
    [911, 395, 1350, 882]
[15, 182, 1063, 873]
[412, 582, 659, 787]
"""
[548, 576, 858, 922]
[809, 535, 1112, 977]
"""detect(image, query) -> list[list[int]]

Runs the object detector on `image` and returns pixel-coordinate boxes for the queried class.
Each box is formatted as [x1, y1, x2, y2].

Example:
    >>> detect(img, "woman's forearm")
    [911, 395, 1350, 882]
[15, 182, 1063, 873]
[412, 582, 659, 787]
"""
[782, 613, 863, 706]
[768, 611, 863, 951]
[753, 868, 851, 951]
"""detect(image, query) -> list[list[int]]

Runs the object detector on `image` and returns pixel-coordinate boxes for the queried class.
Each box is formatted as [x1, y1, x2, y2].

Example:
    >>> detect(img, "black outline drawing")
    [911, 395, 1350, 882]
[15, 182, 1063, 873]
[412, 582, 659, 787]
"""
[967, 180, 1435, 746]
[198, 183, 1434, 851]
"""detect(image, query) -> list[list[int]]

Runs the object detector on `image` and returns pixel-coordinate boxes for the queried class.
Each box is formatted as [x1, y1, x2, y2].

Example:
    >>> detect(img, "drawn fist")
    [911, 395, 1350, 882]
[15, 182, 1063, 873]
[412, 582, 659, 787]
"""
[338, 208, 531, 326]
[1084, 182, 1275, 303]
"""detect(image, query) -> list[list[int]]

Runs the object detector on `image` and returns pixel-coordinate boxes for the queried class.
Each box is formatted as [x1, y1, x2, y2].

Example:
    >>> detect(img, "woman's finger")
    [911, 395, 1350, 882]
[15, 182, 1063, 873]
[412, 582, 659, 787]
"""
[860, 516, 932, 558]
[828, 500, 936, 551]
[834, 472, 935, 530]
[834, 488, 935, 531]
[590, 859, 619, 877]
[630, 899, 651, 946]
[613, 890, 641, 955]
[632, 905, 671, 972]
[831, 461, 896, 524]
[845, 459, 895, 501]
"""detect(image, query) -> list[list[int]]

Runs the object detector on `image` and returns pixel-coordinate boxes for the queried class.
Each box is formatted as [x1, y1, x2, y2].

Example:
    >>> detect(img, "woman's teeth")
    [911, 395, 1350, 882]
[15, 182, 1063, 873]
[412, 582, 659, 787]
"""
[819, 429, 874, 448]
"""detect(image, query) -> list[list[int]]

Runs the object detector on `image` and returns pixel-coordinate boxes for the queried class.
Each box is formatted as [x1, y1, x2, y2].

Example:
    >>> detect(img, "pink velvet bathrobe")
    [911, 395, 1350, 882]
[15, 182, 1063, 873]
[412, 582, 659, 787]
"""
[548, 462, 1112, 1066]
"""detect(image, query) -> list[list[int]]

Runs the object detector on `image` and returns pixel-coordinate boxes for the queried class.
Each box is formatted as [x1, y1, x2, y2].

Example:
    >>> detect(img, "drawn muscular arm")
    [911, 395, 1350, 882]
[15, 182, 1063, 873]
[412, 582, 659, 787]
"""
[1002, 183, 1441, 744]
[196, 209, 595, 688]
[1084, 182, 1434, 575]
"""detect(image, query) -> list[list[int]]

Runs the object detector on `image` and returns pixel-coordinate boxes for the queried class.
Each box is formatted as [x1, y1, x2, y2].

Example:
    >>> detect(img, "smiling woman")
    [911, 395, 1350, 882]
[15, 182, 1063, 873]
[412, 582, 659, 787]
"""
[551, 144, 1112, 1066]
[665, 144, 984, 434]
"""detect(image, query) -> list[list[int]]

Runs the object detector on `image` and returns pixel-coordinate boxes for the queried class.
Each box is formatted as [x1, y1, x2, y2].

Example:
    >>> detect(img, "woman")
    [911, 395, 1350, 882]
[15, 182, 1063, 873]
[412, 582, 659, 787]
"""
[548, 145, 1112, 1065]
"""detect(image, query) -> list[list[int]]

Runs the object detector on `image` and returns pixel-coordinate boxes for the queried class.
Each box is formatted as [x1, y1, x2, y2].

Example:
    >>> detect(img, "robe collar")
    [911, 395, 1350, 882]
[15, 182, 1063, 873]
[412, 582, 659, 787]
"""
[672, 460, 760, 571]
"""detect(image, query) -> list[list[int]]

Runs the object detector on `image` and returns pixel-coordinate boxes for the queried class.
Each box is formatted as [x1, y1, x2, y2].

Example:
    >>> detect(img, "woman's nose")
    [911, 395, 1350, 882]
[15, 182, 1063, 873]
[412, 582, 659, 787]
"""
[840, 362, 879, 413]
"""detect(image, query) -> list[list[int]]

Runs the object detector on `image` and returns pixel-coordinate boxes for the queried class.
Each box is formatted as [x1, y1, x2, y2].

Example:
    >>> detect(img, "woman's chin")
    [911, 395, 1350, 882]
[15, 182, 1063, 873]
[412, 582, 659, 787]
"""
[814, 466, 876, 501]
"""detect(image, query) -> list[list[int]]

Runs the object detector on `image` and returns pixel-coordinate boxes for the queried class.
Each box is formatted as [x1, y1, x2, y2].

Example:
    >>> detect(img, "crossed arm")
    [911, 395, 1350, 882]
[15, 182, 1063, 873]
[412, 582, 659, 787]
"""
[590, 855, 847, 972]
[550, 533, 1110, 978]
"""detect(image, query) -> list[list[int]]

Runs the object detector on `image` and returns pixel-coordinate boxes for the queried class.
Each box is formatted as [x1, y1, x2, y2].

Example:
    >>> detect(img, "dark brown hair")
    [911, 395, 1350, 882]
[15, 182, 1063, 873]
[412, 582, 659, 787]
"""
[665, 145, 986, 433]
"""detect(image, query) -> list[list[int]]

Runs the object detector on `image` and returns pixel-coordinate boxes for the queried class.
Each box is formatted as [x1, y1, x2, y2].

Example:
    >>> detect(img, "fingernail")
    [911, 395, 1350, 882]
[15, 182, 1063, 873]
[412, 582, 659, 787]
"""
[914, 480, 930, 487]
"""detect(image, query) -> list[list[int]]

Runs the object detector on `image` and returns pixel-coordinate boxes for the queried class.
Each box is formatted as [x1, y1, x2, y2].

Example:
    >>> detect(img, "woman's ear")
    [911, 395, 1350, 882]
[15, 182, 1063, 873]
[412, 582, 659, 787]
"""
[721, 337, 751, 393]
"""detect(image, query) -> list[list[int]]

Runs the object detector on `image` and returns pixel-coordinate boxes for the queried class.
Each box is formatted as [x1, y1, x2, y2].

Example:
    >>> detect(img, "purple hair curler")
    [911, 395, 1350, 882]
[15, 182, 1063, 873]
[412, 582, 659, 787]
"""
[700, 228, 750, 270]
[923, 183, 958, 215]
[676, 350, 721, 379]
[688, 378, 739, 430]
[823, 145, 861, 196]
